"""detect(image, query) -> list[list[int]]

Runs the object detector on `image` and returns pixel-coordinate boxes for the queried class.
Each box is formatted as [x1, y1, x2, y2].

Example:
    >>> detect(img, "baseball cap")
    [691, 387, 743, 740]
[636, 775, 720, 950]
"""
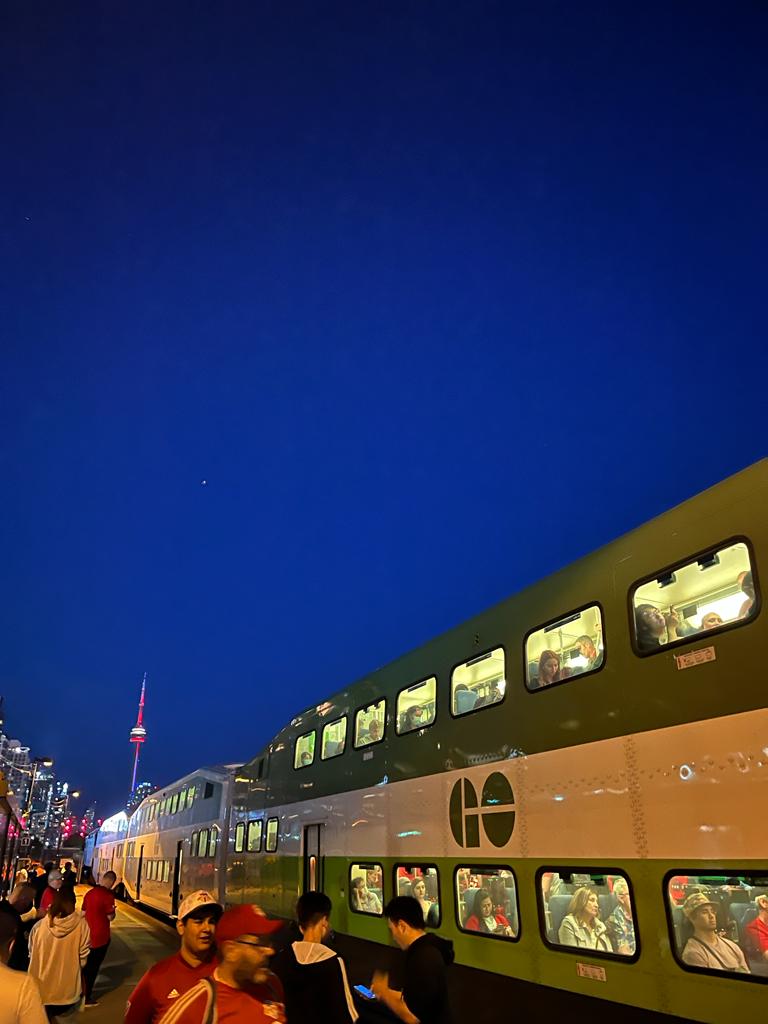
[683, 892, 717, 919]
[215, 904, 283, 944]
[178, 890, 223, 922]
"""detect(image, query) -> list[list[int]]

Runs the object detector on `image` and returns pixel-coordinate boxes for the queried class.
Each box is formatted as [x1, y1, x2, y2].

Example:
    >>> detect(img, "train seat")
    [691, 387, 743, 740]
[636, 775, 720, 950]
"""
[548, 894, 572, 941]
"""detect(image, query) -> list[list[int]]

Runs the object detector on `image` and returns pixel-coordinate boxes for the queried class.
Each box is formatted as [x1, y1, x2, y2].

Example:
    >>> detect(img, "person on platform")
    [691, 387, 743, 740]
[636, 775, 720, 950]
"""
[558, 887, 612, 952]
[271, 890, 358, 1023]
[60, 863, 77, 894]
[31, 865, 53, 912]
[2, 883, 37, 971]
[745, 891, 768, 962]
[0, 906, 47, 1024]
[125, 891, 223, 1024]
[81, 870, 117, 1006]
[28, 889, 91, 1019]
[157, 904, 285, 1023]
[371, 896, 454, 1024]
[681, 892, 749, 973]
[36, 870, 63, 918]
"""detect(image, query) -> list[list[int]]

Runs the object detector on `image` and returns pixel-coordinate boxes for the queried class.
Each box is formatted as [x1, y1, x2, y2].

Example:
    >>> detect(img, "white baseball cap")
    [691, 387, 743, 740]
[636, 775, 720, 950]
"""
[178, 890, 223, 922]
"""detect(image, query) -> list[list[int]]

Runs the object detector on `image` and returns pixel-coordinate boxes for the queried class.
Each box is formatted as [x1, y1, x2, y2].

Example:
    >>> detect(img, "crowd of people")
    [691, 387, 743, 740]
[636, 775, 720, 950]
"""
[0, 864, 454, 1024]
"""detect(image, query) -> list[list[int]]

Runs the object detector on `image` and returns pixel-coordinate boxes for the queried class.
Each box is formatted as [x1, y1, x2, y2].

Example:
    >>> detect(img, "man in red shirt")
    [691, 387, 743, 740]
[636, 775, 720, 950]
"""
[81, 870, 117, 1006]
[125, 891, 223, 1023]
[157, 904, 285, 1023]
[745, 891, 768, 963]
[37, 868, 64, 916]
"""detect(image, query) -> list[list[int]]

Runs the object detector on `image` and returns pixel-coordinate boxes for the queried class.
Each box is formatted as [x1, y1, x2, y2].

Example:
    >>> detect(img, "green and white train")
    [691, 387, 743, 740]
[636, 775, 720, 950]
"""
[94, 460, 768, 1023]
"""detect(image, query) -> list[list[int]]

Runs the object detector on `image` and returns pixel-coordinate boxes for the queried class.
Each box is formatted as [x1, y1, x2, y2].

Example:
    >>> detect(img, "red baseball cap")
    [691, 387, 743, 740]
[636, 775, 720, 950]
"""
[216, 905, 283, 943]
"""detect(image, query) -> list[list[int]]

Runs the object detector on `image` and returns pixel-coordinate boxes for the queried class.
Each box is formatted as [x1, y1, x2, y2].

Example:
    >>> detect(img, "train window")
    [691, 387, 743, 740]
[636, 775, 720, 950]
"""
[208, 826, 218, 857]
[178, 790, 187, 812]
[538, 869, 638, 960]
[321, 716, 347, 760]
[525, 605, 604, 691]
[631, 540, 758, 656]
[396, 677, 437, 735]
[354, 699, 386, 748]
[198, 829, 209, 857]
[164, 862, 170, 883]
[395, 865, 441, 927]
[234, 822, 245, 853]
[265, 818, 279, 853]
[350, 863, 383, 916]
[294, 730, 316, 770]
[247, 819, 263, 853]
[203, 782, 214, 799]
[171, 793, 179, 815]
[455, 866, 519, 940]
[451, 648, 505, 716]
[191, 831, 198, 855]
[665, 871, 768, 980]
[188, 786, 196, 806]
[147, 861, 153, 880]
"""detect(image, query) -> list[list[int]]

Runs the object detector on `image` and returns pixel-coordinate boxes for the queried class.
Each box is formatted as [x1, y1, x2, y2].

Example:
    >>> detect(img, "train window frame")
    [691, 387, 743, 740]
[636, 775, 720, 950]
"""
[171, 793, 179, 815]
[203, 782, 214, 799]
[265, 817, 279, 853]
[247, 819, 263, 853]
[191, 831, 198, 856]
[208, 826, 219, 857]
[393, 863, 442, 928]
[349, 862, 384, 917]
[535, 866, 641, 964]
[234, 822, 245, 853]
[453, 865, 521, 943]
[294, 730, 317, 770]
[662, 867, 768, 985]
[629, 536, 760, 659]
[396, 676, 438, 736]
[198, 829, 209, 857]
[523, 602, 606, 694]
[321, 716, 348, 760]
[353, 698, 387, 749]
[449, 646, 507, 720]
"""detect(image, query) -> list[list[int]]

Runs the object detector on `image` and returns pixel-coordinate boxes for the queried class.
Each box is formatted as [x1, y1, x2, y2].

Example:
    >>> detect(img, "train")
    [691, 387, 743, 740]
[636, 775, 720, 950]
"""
[89, 459, 768, 1024]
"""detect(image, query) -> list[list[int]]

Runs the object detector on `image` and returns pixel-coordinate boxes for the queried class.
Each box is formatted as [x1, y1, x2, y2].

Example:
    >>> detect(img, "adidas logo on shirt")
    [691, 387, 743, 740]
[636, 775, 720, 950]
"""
[167, 989, 180, 998]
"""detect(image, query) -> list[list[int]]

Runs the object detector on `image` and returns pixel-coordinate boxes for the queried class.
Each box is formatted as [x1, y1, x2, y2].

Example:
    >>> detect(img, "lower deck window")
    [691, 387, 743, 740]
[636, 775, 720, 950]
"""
[666, 871, 768, 980]
[247, 819, 263, 853]
[265, 817, 279, 852]
[456, 866, 518, 939]
[539, 869, 637, 960]
[395, 864, 441, 927]
[350, 863, 383, 915]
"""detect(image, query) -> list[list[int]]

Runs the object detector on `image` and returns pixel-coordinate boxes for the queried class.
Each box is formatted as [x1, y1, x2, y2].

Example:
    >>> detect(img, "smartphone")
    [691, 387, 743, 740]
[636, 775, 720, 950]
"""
[354, 984, 375, 1000]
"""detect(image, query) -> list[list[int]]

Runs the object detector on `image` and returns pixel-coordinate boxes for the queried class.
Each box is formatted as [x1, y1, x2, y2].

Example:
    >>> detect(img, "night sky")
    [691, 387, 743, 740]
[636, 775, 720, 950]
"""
[2, 3, 766, 817]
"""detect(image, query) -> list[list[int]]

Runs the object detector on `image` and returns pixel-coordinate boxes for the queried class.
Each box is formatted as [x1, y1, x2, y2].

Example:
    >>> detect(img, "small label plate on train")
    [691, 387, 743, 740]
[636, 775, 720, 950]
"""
[675, 646, 716, 670]
[576, 963, 607, 982]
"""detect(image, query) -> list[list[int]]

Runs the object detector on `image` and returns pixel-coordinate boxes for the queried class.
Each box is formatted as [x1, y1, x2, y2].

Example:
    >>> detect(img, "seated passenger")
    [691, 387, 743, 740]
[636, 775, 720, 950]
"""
[557, 887, 612, 952]
[453, 684, 477, 714]
[541, 872, 566, 900]
[574, 635, 603, 673]
[300, 751, 312, 766]
[403, 706, 425, 731]
[605, 878, 635, 955]
[359, 719, 382, 745]
[464, 889, 514, 937]
[744, 891, 768, 963]
[738, 571, 755, 619]
[635, 604, 680, 653]
[350, 876, 381, 915]
[534, 650, 561, 689]
[681, 892, 749, 973]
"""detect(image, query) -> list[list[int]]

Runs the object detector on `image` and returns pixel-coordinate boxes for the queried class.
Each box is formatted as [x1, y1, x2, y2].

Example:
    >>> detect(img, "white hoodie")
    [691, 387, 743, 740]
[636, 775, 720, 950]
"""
[28, 911, 91, 1006]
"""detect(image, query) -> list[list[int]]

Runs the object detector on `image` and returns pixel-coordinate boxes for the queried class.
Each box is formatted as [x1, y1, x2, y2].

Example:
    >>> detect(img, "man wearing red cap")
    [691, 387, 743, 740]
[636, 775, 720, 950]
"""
[125, 891, 223, 1023]
[157, 904, 285, 1023]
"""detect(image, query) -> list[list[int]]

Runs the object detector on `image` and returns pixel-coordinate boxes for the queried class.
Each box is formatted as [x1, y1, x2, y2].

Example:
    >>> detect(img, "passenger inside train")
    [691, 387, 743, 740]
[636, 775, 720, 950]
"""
[355, 700, 385, 746]
[350, 870, 382, 915]
[397, 677, 437, 734]
[456, 868, 517, 938]
[632, 541, 758, 653]
[451, 648, 506, 714]
[526, 606, 603, 690]
[396, 866, 440, 927]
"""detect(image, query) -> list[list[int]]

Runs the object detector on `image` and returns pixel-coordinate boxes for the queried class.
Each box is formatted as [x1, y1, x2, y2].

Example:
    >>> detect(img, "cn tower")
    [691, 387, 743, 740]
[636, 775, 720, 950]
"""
[129, 673, 148, 793]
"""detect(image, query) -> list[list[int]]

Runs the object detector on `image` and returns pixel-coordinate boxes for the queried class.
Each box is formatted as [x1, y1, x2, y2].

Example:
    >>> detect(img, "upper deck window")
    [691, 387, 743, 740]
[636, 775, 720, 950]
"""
[321, 716, 347, 760]
[354, 699, 386, 748]
[294, 731, 316, 770]
[396, 677, 437, 735]
[525, 605, 604, 691]
[451, 648, 505, 716]
[631, 540, 758, 656]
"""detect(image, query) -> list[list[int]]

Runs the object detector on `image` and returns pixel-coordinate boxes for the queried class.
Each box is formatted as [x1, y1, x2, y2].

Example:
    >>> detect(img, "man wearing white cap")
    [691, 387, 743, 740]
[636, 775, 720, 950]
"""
[125, 891, 223, 1023]
[681, 892, 749, 973]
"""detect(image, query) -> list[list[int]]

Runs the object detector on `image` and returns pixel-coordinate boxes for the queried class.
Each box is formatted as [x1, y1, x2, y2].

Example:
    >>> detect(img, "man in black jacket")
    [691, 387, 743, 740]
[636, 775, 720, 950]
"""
[372, 896, 454, 1024]
[272, 891, 358, 1023]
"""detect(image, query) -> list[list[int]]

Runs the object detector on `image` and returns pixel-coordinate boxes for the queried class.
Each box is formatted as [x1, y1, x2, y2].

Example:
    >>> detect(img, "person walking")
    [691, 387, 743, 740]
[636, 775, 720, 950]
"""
[1, 883, 37, 970]
[81, 871, 117, 1006]
[271, 891, 358, 1023]
[124, 891, 222, 1024]
[36, 870, 63, 918]
[28, 890, 91, 1020]
[157, 904, 285, 1023]
[0, 906, 47, 1024]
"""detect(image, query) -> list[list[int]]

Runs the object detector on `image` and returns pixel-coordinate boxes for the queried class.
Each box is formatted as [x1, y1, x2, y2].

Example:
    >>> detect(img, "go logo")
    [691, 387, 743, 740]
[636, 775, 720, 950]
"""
[449, 772, 516, 848]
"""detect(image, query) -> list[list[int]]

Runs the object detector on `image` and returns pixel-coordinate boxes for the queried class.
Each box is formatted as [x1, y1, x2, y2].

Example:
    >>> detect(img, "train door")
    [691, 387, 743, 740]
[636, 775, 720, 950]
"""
[302, 824, 324, 893]
[171, 840, 183, 916]
[136, 845, 145, 900]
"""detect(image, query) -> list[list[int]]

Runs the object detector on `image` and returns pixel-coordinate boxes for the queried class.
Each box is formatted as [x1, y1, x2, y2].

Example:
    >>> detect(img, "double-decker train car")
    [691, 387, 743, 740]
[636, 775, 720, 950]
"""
[224, 460, 767, 1024]
[121, 765, 236, 915]
[88, 810, 129, 882]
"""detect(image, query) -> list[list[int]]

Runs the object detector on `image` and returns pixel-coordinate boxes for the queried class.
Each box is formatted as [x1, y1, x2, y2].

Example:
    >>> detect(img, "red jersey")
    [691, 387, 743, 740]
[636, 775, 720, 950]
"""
[157, 974, 285, 1024]
[125, 953, 217, 1024]
[39, 887, 56, 914]
[745, 914, 768, 954]
[82, 885, 116, 947]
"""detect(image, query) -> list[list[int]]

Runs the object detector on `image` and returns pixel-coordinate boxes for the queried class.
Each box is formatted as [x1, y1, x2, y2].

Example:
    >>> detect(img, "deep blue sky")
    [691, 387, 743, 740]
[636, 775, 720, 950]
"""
[2, 2, 766, 816]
